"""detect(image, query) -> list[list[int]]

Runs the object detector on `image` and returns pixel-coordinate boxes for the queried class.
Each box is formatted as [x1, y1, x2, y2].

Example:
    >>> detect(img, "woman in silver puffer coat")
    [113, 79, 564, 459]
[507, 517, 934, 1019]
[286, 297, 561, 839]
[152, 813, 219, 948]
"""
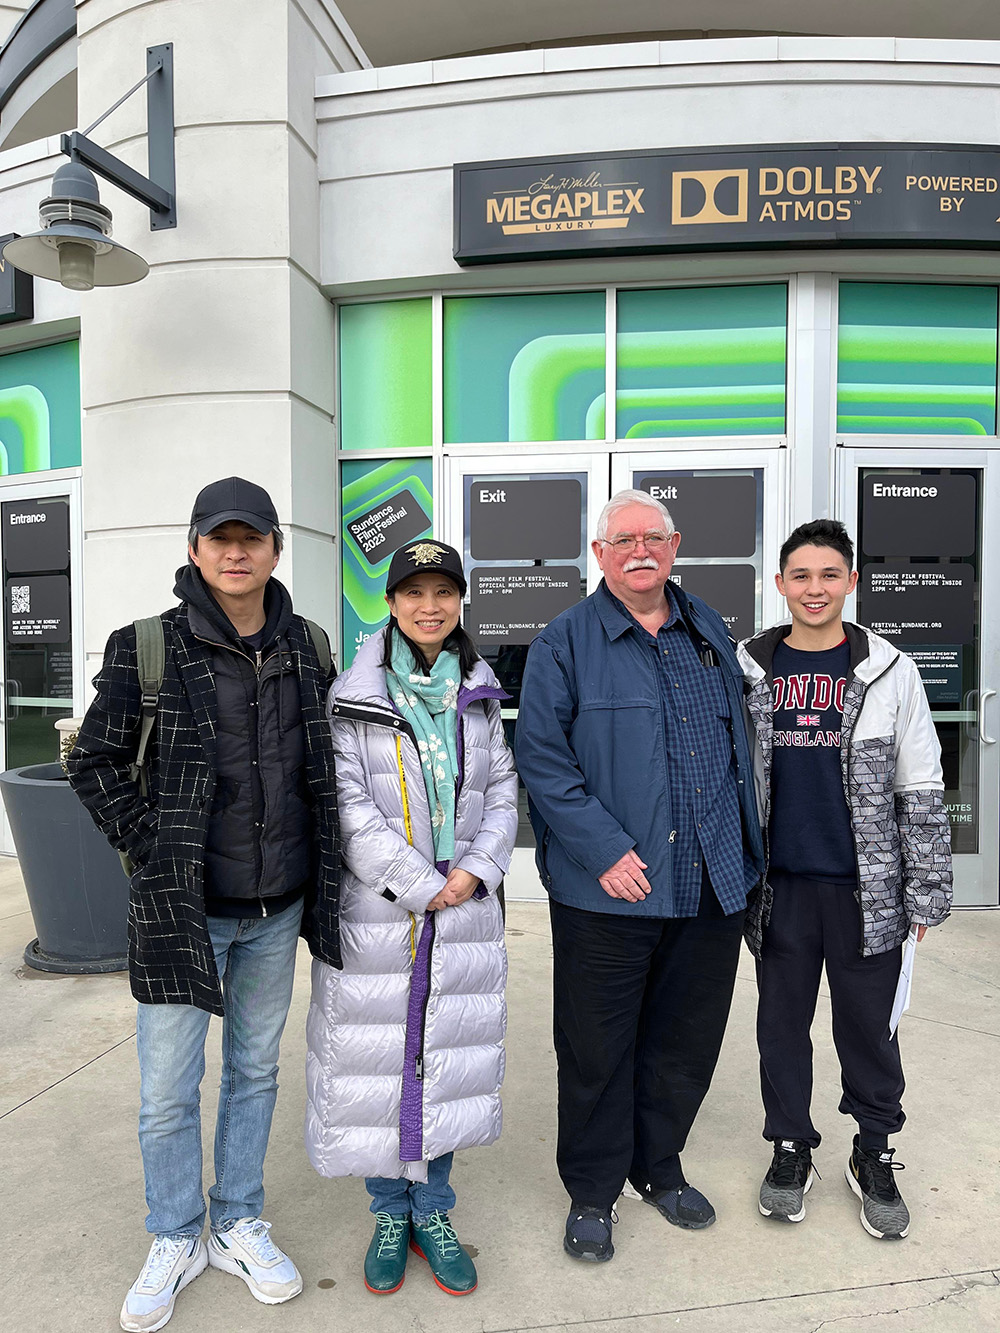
[305, 540, 517, 1298]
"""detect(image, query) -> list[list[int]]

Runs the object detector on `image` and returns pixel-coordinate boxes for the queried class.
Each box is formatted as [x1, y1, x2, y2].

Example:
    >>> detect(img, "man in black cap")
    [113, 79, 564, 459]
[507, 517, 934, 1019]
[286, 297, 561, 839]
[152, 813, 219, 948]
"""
[68, 478, 341, 1332]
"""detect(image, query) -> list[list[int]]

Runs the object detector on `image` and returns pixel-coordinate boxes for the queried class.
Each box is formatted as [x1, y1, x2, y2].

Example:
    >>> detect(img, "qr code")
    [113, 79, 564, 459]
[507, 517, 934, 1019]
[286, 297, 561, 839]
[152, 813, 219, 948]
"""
[11, 585, 29, 613]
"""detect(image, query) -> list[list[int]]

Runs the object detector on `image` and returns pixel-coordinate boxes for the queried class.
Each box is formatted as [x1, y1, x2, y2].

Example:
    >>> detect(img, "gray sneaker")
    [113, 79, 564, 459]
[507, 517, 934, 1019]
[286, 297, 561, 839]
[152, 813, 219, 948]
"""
[845, 1137, 910, 1239]
[759, 1139, 815, 1223]
[120, 1235, 207, 1332]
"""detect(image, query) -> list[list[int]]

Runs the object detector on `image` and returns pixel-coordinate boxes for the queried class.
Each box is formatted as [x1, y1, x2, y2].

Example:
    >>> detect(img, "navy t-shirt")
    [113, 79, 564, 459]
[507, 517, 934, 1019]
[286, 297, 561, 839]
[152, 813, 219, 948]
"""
[768, 638, 856, 881]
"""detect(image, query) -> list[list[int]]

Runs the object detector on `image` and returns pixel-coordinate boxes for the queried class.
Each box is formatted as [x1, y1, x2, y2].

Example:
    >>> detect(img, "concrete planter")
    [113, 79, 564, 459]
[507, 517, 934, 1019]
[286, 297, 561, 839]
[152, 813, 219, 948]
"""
[0, 762, 129, 974]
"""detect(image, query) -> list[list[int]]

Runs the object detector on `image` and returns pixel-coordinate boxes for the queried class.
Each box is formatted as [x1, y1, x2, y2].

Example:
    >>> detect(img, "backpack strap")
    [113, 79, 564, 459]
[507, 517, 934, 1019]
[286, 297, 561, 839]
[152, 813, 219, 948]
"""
[131, 616, 165, 795]
[302, 618, 333, 677]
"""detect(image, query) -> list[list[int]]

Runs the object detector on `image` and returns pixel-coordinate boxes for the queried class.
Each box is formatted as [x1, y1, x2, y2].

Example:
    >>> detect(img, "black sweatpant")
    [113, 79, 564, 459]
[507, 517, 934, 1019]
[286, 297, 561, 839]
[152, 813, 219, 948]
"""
[756, 872, 905, 1150]
[549, 886, 745, 1208]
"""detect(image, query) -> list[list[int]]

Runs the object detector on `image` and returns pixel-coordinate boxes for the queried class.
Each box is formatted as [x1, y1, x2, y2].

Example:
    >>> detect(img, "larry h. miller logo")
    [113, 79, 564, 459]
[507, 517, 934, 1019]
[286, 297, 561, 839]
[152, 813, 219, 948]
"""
[671, 168, 749, 226]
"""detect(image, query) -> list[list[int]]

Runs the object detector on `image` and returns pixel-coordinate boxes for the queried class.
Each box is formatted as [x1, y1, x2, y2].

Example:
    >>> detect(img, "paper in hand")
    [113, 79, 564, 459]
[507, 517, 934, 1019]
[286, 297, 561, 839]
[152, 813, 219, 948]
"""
[888, 925, 919, 1039]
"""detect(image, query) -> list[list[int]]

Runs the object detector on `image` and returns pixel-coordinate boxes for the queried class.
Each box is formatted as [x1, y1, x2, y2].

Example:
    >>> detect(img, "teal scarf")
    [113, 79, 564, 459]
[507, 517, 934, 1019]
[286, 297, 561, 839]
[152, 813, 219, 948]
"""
[386, 635, 461, 861]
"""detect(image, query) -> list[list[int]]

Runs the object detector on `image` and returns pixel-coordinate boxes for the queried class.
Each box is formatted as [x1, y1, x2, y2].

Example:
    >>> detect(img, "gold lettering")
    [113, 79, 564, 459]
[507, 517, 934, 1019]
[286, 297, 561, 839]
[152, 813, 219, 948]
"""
[837, 200, 852, 219]
[817, 199, 835, 220]
[786, 167, 811, 195]
[552, 193, 574, 219]
[794, 200, 815, 219]
[514, 196, 530, 222]
[905, 175, 917, 190]
[486, 197, 515, 224]
[814, 166, 833, 195]
[624, 187, 645, 213]
[530, 195, 552, 219]
[940, 196, 953, 212]
[606, 189, 624, 214]
[858, 165, 882, 192]
[837, 166, 858, 194]
[759, 201, 777, 221]
[759, 168, 783, 196]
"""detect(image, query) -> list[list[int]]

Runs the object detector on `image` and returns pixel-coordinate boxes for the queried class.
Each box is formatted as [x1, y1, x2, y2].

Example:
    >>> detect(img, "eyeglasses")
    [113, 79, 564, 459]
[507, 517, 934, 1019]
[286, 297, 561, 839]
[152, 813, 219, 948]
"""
[602, 532, 670, 553]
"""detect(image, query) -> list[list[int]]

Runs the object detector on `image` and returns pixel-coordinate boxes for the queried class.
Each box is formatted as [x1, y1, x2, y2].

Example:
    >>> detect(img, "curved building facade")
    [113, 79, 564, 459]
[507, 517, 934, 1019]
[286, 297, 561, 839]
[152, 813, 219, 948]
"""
[0, 3, 997, 904]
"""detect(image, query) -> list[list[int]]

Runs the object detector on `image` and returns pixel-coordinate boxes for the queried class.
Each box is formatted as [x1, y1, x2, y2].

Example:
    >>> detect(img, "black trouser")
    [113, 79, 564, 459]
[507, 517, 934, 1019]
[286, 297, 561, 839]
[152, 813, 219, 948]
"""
[756, 872, 905, 1150]
[549, 884, 745, 1208]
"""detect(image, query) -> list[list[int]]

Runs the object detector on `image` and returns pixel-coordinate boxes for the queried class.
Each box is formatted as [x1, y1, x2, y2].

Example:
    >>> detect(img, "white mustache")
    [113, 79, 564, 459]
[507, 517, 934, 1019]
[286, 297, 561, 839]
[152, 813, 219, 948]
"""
[623, 557, 660, 573]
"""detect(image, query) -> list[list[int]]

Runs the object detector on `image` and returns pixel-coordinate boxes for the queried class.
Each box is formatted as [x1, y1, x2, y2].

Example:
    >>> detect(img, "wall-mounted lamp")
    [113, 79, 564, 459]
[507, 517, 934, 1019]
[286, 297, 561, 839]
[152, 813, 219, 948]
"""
[2, 44, 176, 291]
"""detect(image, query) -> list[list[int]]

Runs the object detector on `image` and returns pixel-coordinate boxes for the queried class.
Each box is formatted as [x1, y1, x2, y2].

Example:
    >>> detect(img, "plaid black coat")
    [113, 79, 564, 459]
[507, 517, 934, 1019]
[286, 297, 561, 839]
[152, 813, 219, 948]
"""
[68, 606, 341, 1014]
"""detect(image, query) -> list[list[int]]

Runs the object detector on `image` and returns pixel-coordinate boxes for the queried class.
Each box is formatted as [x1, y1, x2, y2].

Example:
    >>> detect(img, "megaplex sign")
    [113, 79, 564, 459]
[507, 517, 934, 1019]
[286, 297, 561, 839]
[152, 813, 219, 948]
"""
[453, 143, 1000, 263]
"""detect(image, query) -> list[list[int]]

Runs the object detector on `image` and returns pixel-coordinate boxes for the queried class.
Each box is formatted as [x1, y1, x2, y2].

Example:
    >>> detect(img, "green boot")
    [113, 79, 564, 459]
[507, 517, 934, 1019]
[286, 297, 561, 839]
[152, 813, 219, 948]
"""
[409, 1212, 478, 1295]
[363, 1213, 410, 1294]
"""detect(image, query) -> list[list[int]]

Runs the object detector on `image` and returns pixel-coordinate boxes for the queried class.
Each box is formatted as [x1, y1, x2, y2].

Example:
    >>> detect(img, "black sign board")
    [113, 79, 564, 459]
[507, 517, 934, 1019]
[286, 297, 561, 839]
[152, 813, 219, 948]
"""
[905, 646, 963, 705]
[469, 566, 581, 645]
[470, 479, 582, 561]
[638, 474, 756, 558]
[455, 143, 1000, 264]
[0, 236, 34, 324]
[859, 564, 975, 646]
[670, 564, 756, 639]
[861, 474, 976, 558]
[346, 489, 431, 566]
[5, 574, 70, 643]
[3, 499, 70, 574]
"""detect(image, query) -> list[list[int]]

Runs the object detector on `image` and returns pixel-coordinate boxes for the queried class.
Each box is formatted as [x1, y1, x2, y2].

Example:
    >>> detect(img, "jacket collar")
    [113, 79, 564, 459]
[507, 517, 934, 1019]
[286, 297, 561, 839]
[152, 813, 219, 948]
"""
[738, 621, 897, 686]
[594, 577, 692, 642]
[332, 626, 505, 706]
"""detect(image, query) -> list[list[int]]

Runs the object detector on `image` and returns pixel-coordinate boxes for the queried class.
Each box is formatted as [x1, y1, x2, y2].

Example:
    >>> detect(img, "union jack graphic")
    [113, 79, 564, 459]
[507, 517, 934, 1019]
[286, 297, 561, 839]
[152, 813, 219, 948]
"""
[797, 714, 821, 726]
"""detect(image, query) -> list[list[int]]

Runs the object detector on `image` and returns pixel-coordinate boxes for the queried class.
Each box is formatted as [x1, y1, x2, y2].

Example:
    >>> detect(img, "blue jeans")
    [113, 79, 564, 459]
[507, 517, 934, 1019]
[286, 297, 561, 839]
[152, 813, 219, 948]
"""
[135, 898, 303, 1238]
[366, 1154, 456, 1220]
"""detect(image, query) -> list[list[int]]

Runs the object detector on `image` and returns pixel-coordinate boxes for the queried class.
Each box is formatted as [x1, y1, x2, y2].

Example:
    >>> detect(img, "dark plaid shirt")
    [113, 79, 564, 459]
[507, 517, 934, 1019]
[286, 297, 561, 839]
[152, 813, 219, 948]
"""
[616, 586, 747, 916]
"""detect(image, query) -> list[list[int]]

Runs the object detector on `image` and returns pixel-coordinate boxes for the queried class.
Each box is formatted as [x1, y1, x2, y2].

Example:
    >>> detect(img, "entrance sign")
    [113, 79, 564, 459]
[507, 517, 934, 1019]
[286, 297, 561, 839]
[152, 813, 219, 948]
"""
[455, 144, 1000, 264]
[3, 498, 70, 573]
[860, 473, 976, 557]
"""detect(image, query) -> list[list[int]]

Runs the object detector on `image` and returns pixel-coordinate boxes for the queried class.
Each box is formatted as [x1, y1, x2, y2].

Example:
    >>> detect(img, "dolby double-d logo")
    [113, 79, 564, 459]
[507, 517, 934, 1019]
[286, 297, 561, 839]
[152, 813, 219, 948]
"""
[671, 168, 749, 225]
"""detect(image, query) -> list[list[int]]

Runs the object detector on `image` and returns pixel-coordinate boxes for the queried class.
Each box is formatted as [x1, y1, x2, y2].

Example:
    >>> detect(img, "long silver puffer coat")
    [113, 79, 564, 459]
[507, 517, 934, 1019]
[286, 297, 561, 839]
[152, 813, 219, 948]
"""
[305, 629, 518, 1182]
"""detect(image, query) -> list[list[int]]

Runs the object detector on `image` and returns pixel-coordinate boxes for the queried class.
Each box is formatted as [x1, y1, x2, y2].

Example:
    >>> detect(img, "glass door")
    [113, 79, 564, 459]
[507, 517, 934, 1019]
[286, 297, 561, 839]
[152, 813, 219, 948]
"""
[444, 451, 610, 900]
[611, 447, 788, 638]
[837, 449, 998, 908]
[0, 475, 82, 854]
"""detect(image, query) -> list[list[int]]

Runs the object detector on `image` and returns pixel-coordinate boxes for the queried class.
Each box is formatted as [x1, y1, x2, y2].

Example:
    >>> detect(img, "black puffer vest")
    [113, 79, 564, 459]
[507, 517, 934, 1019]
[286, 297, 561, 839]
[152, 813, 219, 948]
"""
[176, 566, 312, 910]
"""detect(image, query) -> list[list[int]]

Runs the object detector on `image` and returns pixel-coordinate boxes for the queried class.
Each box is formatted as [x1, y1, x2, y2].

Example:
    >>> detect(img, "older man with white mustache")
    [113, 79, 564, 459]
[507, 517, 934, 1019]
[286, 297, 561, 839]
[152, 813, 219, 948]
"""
[516, 489, 765, 1263]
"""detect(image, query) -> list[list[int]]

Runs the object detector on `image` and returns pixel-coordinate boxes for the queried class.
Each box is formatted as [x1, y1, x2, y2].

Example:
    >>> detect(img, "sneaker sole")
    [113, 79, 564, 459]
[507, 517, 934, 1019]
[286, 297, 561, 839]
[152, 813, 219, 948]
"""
[644, 1196, 716, 1230]
[845, 1167, 909, 1240]
[759, 1168, 814, 1223]
[563, 1237, 614, 1263]
[364, 1274, 406, 1295]
[207, 1245, 303, 1304]
[408, 1241, 478, 1294]
[120, 1244, 208, 1333]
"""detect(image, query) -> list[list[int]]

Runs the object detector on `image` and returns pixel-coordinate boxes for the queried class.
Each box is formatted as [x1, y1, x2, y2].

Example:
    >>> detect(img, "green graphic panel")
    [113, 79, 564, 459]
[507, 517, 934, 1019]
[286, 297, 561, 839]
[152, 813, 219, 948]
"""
[340, 300, 432, 451]
[0, 341, 80, 473]
[616, 285, 787, 438]
[443, 292, 605, 442]
[341, 457, 433, 668]
[837, 283, 998, 435]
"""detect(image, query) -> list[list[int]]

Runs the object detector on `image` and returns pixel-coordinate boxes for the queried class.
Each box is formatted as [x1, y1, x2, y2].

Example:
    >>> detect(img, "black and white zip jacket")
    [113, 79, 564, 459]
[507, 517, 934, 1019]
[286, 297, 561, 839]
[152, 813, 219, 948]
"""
[738, 622, 952, 958]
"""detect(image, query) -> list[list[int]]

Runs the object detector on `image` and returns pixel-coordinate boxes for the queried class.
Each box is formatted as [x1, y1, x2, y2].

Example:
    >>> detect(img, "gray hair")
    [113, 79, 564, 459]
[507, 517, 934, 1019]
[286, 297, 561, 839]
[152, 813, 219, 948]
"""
[596, 488, 675, 542]
[188, 523, 284, 553]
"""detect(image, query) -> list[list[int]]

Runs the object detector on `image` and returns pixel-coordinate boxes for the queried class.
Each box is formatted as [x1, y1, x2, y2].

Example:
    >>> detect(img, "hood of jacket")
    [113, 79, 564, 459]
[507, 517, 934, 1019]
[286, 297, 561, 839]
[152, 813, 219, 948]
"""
[174, 561, 293, 651]
[332, 626, 503, 707]
[738, 621, 900, 688]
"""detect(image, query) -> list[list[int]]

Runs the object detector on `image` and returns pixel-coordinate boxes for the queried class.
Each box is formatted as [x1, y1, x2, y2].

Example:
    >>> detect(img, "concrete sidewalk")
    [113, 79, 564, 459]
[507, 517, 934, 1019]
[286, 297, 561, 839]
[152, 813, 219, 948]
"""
[2, 857, 999, 1332]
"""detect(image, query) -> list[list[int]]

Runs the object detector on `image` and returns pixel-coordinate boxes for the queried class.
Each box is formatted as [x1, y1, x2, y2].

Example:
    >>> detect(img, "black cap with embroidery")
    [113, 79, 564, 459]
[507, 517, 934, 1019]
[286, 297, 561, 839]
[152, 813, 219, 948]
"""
[190, 477, 280, 536]
[385, 539, 467, 597]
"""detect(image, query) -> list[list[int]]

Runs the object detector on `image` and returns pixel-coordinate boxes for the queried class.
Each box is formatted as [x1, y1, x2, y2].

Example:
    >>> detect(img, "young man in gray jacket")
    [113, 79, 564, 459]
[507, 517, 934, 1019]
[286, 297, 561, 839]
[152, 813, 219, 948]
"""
[738, 519, 951, 1241]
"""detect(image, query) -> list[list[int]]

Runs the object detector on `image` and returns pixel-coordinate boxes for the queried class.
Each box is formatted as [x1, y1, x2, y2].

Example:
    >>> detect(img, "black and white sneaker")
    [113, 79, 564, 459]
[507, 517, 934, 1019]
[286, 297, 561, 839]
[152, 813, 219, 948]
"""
[564, 1204, 616, 1262]
[846, 1137, 910, 1239]
[759, 1139, 815, 1223]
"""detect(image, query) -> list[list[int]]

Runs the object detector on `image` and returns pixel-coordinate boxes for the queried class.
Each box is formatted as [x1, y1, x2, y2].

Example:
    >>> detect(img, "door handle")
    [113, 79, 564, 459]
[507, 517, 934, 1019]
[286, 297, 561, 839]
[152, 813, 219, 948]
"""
[980, 688, 997, 745]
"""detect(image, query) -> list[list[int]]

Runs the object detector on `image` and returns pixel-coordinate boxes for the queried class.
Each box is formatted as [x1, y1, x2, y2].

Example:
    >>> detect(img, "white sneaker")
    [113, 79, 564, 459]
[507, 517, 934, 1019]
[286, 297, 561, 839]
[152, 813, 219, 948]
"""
[208, 1218, 302, 1304]
[120, 1235, 208, 1332]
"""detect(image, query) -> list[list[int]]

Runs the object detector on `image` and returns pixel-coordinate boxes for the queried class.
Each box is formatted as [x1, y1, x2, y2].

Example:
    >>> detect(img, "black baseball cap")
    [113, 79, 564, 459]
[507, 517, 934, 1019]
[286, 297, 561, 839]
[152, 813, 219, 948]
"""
[386, 540, 467, 597]
[190, 477, 280, 537]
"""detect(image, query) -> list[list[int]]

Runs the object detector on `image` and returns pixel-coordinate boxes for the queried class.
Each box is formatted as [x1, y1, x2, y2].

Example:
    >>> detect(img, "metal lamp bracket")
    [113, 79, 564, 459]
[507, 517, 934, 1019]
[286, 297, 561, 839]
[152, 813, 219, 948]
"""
[60, 44, 176, 230]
